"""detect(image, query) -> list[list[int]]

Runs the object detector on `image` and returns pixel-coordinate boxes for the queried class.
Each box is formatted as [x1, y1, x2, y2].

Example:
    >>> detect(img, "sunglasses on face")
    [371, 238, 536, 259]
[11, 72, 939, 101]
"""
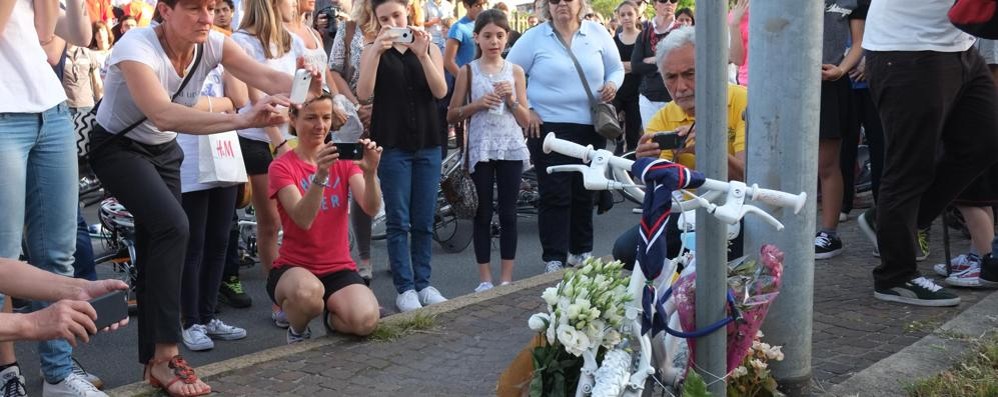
[655, 0, 678, 4]
[548, 0, 574, 5]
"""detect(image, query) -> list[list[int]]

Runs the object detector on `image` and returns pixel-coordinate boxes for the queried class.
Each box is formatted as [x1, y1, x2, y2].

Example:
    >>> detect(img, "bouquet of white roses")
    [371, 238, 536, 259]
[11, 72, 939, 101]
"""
[524, 257, 632, 397]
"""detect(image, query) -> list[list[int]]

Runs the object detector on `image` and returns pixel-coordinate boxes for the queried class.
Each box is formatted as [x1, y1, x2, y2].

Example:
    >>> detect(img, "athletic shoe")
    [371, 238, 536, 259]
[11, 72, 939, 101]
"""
[544, 261, 564, 273]
[70, 358, 102, 390]
[814, 231, 843, 259]
[218, 275, 252, 308]
[567, 252, 593, 267]
[181, 324, 214, 351]
[396, 290, 422, 312]
[204, 318, 247, 340]
[42, 373, 106, 397]
[417, 286, 447, 306]
[979, 254, 998, 288]
[0, 365, 26, 397]
[357, 260, 373, 281]
[873, 276, 960, 307]
[857, 208, 879, 257]
[945, 262, 982, 288]
[474, 282, 494, 293]
[286, 326, 312, 344]
[916, 228, 931, 262]
[271, 309, 289, 329]
[933, 254, 976, 277]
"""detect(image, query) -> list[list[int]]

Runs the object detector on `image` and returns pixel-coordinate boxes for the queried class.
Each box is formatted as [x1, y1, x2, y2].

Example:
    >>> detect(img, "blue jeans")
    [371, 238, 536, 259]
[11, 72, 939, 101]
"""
[74, 207, 97, 281]
[379, 147, 442, 294]
[0, 103, 77, 383]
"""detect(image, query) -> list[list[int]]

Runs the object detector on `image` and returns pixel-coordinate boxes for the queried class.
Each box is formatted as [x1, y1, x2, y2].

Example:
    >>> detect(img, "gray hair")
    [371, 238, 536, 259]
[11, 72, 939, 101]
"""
[539, 0, 590, 22]
[655, 26, 695, 73]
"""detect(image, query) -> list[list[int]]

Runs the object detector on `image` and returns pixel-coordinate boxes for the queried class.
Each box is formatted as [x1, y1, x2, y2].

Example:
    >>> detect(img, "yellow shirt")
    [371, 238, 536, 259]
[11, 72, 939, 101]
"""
[643, 84, 748, 169]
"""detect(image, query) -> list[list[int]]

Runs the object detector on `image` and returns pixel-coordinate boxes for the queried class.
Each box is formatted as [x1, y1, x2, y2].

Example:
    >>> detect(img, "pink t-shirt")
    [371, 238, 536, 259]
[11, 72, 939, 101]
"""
[269, 151, 362, 276]
[729, 9, 749, 86]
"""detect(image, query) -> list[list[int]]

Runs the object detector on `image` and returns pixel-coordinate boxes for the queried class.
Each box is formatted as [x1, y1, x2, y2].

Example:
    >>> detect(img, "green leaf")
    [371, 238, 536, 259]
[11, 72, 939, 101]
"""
[682, 371, 713, 397]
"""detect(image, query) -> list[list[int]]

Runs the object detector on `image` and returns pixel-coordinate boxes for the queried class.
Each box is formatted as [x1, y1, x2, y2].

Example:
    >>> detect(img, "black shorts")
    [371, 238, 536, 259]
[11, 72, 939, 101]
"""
[239, 136, 274, 175]
[266, 266, 366, 305]
[818, 77, 855, 140]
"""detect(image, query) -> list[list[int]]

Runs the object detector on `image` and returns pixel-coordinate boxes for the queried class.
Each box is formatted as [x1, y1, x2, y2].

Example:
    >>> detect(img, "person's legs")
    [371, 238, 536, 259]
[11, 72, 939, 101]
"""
[22, 104, 78, 384]
[527, 127, 573, 266]
[350, 196, 373, 279]
[249, 173, 280, 275]
[378, 148, 415, 294]
[73, 206, 97, 281]
[181, 190, 210, 329]
[471, 161, 497, 283]
[197, 187, 237, 325]
[623, 96, 643, 152]
[325, 284, 379, 336]
[495, 160, 523, 284]
[409, 147, 442, 293]
[957, 206, 993, 256]
[568, 125, 605, 258]
[857, 88, 885, 203]
[272, 267, 324, 335]
[817, 139, 844, 245]
[839, 104, 861, 217]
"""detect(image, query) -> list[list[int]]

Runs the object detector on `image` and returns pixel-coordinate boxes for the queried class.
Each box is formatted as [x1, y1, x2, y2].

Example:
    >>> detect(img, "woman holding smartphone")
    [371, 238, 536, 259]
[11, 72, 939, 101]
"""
[356, 0, 448, 313]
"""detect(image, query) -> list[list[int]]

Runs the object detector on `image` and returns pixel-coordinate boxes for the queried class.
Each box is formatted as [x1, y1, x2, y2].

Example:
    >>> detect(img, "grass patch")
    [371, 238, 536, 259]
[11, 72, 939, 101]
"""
[369, 313, 437, 342]
[905, 333, 998, 396]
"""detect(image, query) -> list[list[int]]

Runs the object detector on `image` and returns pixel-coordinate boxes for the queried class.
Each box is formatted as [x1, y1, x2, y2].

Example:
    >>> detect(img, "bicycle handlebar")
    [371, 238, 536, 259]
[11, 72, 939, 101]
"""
[542, 132, 807, 215]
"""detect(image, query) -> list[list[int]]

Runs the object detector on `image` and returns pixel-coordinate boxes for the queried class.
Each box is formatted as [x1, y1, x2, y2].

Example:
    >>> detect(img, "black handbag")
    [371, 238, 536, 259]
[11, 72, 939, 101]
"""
[550, 22, 623, 140]
[949, 0, 998, 39]
[440, 64, 479, 219]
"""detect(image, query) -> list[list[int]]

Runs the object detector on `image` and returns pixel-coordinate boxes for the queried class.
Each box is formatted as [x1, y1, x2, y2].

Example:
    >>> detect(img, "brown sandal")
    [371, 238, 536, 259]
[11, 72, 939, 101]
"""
[144, 355, 211, 397]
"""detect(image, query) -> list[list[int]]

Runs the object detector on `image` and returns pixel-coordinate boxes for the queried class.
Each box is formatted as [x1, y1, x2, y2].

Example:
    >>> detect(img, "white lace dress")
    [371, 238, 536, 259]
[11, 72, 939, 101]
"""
[466, 59, 530, 171]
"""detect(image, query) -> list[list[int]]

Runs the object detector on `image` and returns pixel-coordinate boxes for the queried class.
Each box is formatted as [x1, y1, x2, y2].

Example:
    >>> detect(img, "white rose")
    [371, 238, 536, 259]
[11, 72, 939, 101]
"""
[731, 366, 749, 379]
[542, 287, 559, 307]
[767, 345, 785, 361]
[528, 313, 550, 332]
[750, 358, 767, 371]
[558, 324, 591, 356]
[602, 329, 622, 348]
[546, 315, 557, 344]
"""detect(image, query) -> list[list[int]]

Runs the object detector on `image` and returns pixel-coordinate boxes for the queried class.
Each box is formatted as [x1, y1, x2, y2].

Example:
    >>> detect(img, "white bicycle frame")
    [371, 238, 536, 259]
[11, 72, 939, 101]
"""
[541, 133, 806, 396]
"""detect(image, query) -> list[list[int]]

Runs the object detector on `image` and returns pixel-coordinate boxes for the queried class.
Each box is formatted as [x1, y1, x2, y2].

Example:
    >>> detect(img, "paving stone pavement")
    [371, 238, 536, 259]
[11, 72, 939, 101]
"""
[119, 211, 993, 396]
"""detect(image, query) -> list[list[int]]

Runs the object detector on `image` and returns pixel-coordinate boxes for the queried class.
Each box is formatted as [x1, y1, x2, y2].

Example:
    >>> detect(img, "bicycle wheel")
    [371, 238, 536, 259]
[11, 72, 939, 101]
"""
[433, 199, 473, 253]
[612, 151, 645, 204]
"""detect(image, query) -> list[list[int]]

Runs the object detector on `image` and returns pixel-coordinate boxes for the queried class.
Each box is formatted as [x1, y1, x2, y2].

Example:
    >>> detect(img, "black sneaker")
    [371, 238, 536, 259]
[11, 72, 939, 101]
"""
[874, 276, 961, 307]
[218, 275, 252, 308]
[814, 231, 843, 259]
[857, 208, 879, 257]
[979, 253, 998, 288]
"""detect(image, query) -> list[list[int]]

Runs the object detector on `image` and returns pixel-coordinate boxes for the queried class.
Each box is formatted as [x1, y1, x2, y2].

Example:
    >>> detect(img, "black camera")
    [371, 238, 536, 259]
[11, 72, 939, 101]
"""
[316, 5, 340, 36]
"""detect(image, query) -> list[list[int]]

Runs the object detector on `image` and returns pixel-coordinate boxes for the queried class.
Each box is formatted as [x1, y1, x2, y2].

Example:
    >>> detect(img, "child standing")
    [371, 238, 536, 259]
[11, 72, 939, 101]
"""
[446, 9, 530, 292]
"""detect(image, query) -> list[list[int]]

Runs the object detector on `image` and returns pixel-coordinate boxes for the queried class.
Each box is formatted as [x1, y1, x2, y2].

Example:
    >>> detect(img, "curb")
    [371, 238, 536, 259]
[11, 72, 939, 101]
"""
[821, 290, 998, 397]
[108, 270, 565, 396]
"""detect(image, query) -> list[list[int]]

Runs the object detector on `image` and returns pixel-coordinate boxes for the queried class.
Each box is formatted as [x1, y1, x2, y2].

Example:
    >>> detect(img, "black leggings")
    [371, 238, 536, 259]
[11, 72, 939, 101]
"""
[471, 160, 523, 264]
[614, 92, 642, 152]
[181, 186, 237, 327]
[89, 130, 188, 365]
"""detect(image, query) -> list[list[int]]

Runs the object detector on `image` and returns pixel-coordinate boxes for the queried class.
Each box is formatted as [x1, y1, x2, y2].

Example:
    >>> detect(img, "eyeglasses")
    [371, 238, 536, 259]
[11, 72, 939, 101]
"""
[548, 0, 574, 5]
[655, 0, 678, 4]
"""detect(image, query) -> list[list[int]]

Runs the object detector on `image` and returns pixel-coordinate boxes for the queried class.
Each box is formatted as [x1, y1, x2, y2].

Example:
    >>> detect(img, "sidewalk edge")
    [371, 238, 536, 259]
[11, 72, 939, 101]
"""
[108, 270, 565, 396]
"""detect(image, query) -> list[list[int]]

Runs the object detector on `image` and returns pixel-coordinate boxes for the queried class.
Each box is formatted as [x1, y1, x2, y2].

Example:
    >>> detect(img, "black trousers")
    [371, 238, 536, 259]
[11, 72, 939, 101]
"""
[89, 130, 188, 364]
[840, 87, 886, 212]
[867, 49, 998, 290]
[614, 91, 642, 152]
[222, 210, 240, 280]
[181, 186, 237, 327]
[527, 122, 604, 263]
[471, 160, 523, 264]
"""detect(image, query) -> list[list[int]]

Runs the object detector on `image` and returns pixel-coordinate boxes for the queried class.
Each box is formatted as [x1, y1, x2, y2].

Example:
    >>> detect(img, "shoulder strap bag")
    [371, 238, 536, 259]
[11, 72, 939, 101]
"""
[440, 64, 479, 219]
[79, 42, 205, 160]
[550, 22, 623, 140]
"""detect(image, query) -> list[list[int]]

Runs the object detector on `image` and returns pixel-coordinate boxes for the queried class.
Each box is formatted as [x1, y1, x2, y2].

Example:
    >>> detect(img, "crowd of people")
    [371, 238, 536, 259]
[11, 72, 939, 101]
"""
[3, 0, 998, 395]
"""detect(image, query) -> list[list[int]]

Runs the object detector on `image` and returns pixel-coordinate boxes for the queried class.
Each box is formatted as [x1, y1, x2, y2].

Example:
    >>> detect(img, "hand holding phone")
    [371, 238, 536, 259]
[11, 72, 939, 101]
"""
[652, 131, 687, 150]
[289, 69, 312, 105]
[335, 142, 365, 160]
[89, 290, 129, 332]
[388, 27, 414, 44]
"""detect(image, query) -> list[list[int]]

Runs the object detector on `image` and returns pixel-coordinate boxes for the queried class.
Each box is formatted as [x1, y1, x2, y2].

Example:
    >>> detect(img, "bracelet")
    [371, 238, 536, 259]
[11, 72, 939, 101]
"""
[272, 139, 289, 155]
[358, 96, 374, 106]
[457, 105, 464, 119]
[311, 174, 330, 188]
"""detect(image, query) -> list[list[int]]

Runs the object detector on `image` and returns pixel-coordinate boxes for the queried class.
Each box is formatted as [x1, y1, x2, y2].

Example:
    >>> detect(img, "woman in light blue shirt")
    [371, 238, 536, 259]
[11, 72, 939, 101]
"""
[507, 0, 623, 273]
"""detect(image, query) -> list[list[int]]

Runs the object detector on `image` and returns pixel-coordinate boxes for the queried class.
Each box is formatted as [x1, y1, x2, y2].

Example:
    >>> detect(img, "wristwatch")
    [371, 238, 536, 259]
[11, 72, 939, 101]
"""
[311, 174, 330, 188]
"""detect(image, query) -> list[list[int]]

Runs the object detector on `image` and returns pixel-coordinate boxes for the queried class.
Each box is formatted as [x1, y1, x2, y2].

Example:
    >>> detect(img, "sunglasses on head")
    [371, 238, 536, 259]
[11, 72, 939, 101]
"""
[548, 0, 574, 5]
[655, 0, 678, 4]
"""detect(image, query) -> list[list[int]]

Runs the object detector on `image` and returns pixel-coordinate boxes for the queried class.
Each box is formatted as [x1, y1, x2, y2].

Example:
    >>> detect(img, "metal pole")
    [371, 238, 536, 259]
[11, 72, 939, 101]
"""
[694, 2, 728, 395]
[742, 1, 822, 396]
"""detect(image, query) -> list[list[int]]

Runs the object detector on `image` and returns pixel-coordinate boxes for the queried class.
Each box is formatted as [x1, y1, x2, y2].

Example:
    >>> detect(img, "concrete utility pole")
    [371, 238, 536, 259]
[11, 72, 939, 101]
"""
[742, 1, 823, 396]
[693, 1, 728, 395]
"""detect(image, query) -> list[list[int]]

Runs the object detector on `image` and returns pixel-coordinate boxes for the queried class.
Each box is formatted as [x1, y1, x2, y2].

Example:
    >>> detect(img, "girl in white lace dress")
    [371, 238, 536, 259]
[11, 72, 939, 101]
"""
[446, 9, 530, 293]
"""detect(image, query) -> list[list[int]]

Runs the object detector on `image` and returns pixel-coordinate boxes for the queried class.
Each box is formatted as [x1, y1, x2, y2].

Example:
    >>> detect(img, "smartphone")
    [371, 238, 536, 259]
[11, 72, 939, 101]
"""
[89, 290, 128, 332]
[289, 69, 312, 105]
[335, 142, 364, 160]
[388, 27, 414, 44]
[652, 131, 686, 150]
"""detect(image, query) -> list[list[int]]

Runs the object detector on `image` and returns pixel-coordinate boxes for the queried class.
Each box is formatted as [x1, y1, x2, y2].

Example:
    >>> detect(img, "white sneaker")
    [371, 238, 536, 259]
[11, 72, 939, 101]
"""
[205, 318, 247, 340]
[286, 326, 312, 344]
[182, 324, 214, 351]
[474, 282, 494, 293]
[38, 359, 102, 390]
[396, 290, 422, 312]
[567, 252, 593, 267]
[933, 254, 976, 277]
[271, 309, 289, 329]
[544, 260, 564, 273]
[417, 286, 447, 306]
[0, 366, 26, 397]
[43, 373, 107, 397]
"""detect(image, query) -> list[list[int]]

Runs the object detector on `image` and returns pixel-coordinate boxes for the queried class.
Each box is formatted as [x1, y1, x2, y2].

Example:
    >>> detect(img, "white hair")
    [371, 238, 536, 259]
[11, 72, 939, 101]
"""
[655, 26, 695, 73]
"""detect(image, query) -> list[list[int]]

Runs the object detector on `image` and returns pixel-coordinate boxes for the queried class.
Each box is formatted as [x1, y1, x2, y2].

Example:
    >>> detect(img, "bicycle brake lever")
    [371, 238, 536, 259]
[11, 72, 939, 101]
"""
[545, 165, 589, 175]
[741, 205, 785, 230]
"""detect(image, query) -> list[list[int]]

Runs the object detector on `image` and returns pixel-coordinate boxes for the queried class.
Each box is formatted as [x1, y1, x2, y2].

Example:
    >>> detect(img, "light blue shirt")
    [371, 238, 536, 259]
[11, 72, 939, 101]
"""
[447, 16, 476, 73]
[507, 21, 625, 125]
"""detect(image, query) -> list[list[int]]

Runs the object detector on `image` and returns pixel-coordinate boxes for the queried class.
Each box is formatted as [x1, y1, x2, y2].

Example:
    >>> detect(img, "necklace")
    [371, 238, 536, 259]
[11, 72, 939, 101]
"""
[156, 25, 193, 77]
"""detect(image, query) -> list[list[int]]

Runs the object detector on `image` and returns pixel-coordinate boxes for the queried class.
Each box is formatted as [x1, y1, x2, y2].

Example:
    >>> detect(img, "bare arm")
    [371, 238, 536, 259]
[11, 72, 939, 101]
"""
[838, 19, 865, 73]
[330, 70, 358, 104]
[221, 37, 296, 96]
[54, 0, 90, 46]
[443, 38, 460, 77]
[728, 0, 748, 66]
[728, 151, 745, 182]
[0, 0, 15, 39]
[223, 71, 248, 109]
[446, 65, 477, 124]
[510, 66, 530, 128]
[275, 172, 328, 230]
[418, 41, 448, 99]
[348, 139, 382, 216]
[42, 36, 65, 65]
[34, 0, 59, 44]
[356, 30, 392, 103]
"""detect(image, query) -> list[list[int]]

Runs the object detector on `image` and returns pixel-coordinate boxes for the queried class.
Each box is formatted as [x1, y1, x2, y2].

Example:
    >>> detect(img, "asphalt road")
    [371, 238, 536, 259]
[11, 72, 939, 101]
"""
[14, 192, 642, 394]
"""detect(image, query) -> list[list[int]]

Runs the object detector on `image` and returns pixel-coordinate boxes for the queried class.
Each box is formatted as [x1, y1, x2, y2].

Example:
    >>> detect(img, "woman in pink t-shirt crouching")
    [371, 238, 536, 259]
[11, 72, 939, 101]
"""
[267, 93, 383, 343]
